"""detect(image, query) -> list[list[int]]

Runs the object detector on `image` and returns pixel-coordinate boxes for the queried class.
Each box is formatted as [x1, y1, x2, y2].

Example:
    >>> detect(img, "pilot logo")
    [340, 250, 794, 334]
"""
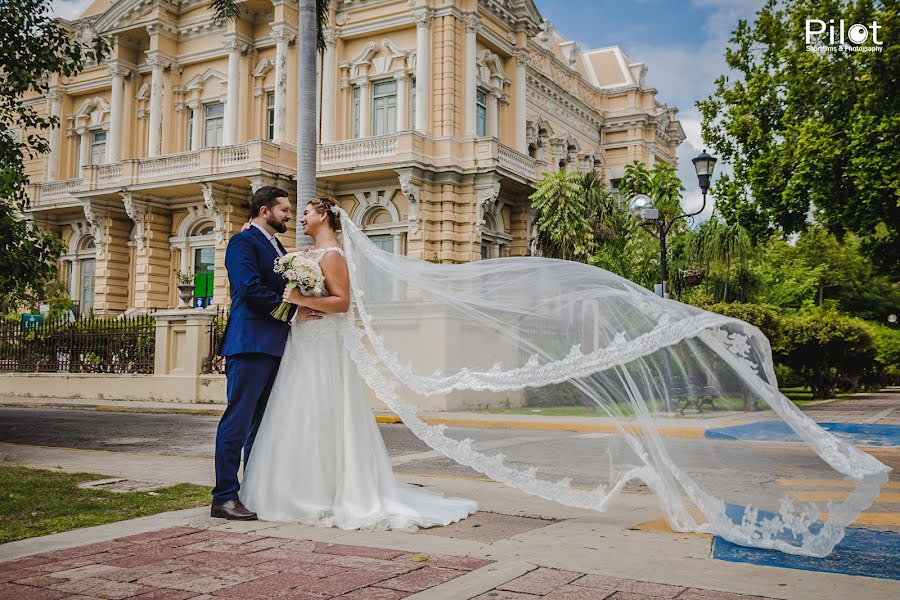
[805, 19, 884, 53]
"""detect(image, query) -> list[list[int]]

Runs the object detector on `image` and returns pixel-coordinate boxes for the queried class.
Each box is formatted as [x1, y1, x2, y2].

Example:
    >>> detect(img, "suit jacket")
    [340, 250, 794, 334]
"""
[218, 226, 294, 357]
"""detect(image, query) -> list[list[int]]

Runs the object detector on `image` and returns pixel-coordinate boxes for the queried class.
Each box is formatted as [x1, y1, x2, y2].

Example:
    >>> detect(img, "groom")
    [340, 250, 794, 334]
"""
[212, 186, 316, 520]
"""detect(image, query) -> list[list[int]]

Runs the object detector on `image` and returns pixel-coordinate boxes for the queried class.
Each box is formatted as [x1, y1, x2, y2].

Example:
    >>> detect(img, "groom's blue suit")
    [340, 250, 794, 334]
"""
[213, 225, 294, 505]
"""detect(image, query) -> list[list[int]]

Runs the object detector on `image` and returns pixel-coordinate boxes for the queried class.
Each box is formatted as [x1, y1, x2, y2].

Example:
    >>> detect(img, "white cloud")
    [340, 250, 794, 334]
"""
[50, 0, 93, 21]
[617, 0, 762, 223]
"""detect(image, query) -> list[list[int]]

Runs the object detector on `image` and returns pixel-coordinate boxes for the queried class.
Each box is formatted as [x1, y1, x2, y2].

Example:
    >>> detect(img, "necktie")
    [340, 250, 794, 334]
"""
[270, 237, 284, 257]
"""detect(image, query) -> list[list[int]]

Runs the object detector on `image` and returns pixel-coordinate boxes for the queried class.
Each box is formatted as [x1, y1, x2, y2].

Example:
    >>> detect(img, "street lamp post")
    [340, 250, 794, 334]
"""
[629, 150, 717, 297]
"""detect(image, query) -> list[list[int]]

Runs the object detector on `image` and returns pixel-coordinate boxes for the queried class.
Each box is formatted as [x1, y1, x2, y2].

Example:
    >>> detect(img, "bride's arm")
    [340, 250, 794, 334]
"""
[282, 252, 350, 314]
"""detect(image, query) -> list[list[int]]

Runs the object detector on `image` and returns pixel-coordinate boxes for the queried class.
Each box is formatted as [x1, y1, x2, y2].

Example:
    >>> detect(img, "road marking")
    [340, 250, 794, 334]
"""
[786, 490, 900, 503]
[776, 478, 900, 490]
[419, 417, 707, 439]
[634, 510, 900, 532]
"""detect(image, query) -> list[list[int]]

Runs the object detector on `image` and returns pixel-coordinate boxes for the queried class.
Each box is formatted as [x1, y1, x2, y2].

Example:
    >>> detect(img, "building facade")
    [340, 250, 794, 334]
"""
[25, 0, 685, 315]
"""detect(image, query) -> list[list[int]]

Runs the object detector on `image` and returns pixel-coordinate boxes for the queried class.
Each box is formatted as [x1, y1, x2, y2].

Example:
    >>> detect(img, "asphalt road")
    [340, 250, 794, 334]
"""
[4, 406, 895, 519]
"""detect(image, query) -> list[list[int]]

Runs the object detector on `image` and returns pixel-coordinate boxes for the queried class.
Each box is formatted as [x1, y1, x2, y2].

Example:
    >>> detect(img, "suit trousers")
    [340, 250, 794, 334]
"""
[212, 352, 282, 504]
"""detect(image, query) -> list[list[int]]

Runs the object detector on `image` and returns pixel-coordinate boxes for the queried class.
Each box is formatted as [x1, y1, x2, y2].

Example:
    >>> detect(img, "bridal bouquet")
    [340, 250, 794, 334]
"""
[271, 251, 325, 321]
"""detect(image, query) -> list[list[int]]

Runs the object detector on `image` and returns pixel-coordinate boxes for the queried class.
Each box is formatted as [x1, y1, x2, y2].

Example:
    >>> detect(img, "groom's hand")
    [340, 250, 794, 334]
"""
[294, 307, 323, 321]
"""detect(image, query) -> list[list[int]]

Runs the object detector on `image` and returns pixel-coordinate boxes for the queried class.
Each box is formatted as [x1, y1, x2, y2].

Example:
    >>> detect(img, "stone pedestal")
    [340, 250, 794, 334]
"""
[153, 308, 217, 375]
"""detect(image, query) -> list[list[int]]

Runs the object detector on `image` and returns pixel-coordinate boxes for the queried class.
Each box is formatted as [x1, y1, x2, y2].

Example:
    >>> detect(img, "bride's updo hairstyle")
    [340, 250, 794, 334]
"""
[308, 197, 341, 231]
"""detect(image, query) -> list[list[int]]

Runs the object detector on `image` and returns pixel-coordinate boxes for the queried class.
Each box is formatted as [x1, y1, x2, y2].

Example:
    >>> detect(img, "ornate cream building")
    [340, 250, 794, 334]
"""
[25, 0, 685, 315]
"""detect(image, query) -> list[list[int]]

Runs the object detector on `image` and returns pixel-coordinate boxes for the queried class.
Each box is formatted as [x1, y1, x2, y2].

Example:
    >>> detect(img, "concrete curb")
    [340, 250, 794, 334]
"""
[0, 507, 209, 562]
[406, 560, 538, 599]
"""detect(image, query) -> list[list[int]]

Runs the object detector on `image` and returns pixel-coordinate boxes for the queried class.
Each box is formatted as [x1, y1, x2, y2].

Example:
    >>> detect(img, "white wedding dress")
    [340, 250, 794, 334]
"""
[242, 247, 477, 531]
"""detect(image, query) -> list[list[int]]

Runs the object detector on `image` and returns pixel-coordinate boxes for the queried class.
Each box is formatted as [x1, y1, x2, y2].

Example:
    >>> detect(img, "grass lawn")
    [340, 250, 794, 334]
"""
[0, 465, 210, 544]
[779, 387, 851, 403]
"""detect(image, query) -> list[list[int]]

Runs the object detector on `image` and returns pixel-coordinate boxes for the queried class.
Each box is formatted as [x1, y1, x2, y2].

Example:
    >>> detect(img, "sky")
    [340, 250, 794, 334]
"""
[535, 0, 765, 219]
[51, 0, 763, 218]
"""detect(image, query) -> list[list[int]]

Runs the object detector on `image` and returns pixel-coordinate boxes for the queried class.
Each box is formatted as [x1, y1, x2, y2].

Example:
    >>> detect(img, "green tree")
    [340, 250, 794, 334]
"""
[698, 0, 900, 276]
[617, 161, 688, 293]
[529, 171, 601, 262]
[212, 0, 329, 246]
[688, 217, 752, 303]
[1, 0, 110, 313]
[776, 309, 878, 398]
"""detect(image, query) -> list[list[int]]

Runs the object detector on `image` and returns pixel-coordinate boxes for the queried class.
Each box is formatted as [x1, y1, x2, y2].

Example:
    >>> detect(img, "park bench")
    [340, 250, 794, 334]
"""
[669, 375, 719, 415]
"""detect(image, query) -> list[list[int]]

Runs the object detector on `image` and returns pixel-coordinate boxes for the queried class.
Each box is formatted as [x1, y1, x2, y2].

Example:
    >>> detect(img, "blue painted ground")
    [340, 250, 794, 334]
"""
[705, 421, 900, 447]
[714, 526, 900, 580]
[713, 504, 900, 579]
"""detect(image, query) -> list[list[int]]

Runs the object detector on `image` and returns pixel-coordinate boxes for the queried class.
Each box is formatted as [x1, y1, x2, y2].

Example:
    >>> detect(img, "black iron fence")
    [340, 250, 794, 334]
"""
[202, 306, 228, 374]
[0, 314, 156, 374]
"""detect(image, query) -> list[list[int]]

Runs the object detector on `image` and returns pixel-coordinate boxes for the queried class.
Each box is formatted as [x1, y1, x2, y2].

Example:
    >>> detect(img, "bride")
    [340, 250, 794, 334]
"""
[241, 197, 888, 558]
[241, 198, 477, 531]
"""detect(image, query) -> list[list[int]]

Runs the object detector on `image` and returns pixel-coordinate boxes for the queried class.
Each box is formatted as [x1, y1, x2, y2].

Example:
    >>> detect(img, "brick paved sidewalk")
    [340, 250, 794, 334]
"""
[802, 391, 900, 425]
[0, 527, 776, 600]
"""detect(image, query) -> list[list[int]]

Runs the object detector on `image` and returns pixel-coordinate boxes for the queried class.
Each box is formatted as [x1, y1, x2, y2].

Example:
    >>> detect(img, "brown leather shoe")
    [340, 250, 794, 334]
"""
[210, 499, 257, 521]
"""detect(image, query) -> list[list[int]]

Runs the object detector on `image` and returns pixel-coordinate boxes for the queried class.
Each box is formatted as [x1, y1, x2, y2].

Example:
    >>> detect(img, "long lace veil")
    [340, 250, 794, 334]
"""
[331, 206, 889, 557]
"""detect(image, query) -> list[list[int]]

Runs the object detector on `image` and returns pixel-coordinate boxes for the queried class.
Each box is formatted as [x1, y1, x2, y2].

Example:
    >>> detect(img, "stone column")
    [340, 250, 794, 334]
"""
[357, 79, 371, 138]
[320, 29, 337, 142]
[271, 25, 294, 143]
[223, 38, 242, 146]
[488, 89, 499, 139]
[413, 8, 432, 132]
[46, 89, 62, 181]
[394, 71, 407, 132]
[146, 55, 165, 158]
[514, 50, 529, 153]
[463, 14, 480, 137]
[189, 101, 202, 151]
[107, 65, 128, 163]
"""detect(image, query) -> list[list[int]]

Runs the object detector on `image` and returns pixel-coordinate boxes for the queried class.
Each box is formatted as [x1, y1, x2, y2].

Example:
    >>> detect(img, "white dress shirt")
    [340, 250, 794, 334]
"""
[251, 222, 285, 257]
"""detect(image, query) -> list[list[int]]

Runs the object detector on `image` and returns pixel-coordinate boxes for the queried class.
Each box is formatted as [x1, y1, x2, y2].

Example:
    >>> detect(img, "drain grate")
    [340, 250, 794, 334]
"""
[77, 478, 166, 493]
[420, 511, 557, 542]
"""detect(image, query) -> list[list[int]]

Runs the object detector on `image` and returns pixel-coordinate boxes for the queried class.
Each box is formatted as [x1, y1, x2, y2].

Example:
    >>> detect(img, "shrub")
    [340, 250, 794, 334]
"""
[701, 302, 783, 348]
[872, 325, 900, 385]
[776, 309, 877, 399]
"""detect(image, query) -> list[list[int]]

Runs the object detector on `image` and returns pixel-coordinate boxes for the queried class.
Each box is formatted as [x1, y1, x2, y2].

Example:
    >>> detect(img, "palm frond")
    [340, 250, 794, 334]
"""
[316, 0, 330, 51]
[211, 0, 239, 25]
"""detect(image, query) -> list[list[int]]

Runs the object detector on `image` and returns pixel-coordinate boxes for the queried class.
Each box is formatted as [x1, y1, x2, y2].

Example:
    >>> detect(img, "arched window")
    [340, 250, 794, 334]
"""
[350, 190, 406, 255]
[481, 211, 512, 259]
[364, 207, 399, 253]
[170, 217, 217, 308]
[189, 223, 216, 307]
[62, 235, 97, 316]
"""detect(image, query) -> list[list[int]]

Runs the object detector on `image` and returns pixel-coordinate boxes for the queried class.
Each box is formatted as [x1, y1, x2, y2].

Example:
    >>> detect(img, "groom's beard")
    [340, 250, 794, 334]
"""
[267, 214, 288, 234]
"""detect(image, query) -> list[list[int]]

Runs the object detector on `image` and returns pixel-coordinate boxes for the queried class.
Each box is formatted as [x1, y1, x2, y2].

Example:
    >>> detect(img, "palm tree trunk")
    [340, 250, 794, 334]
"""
[296, 0, 318, 246]
[723, 253, 730, 303]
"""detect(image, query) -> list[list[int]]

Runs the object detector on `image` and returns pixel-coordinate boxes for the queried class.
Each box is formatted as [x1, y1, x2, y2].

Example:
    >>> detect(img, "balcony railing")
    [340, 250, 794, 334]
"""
[320, 135, 398, 164]
[38, 178, 83, 202]
[30, 136, 539, 207]
[138, 152, 201, 178]
[498, 144, 537, 180]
